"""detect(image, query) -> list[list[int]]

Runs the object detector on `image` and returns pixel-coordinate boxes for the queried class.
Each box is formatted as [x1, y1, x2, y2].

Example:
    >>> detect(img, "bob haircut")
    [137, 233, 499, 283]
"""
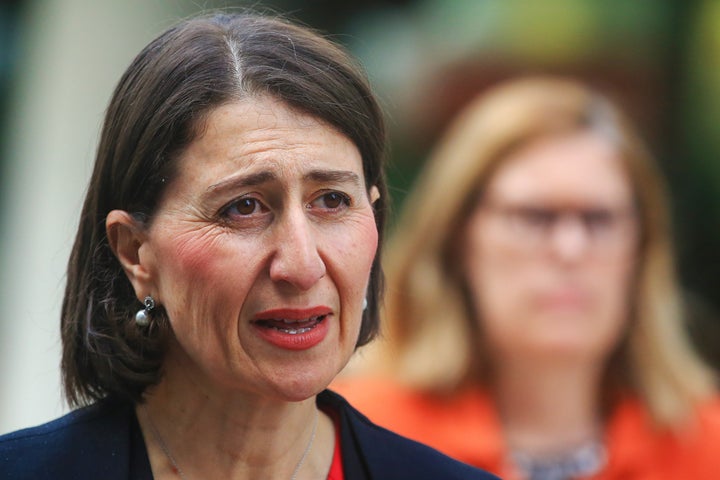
[379, 76, 714, 427]
[61, 12, 387, 407]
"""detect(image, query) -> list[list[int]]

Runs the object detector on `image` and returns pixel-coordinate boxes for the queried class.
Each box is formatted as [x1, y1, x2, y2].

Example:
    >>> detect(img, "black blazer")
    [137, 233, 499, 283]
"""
[0, 390, 498, 479]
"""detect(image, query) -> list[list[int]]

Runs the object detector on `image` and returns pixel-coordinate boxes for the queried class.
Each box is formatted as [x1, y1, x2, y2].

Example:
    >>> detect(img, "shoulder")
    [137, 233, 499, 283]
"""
[695, 394, 720, 425]
[688, 395, 720, 455]
[605, 395, 720, 479]
[322, 389, 499, 480]
[610, 394, 720, 440]
[0, 400, 135, 479]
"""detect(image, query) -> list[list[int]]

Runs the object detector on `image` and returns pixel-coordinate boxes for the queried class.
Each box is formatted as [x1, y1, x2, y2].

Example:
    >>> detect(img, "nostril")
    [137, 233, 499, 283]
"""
[269, 248, 326, 289]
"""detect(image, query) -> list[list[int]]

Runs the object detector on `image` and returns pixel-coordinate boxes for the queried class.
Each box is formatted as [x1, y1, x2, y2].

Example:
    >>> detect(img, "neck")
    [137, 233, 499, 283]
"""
[137, 353, 334, 479]
[493, 354, 604, 455]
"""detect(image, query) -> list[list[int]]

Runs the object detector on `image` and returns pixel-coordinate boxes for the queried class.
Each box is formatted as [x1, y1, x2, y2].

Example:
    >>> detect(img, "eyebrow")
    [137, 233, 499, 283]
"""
[204, 169, 363, 198]
[303, 169, 362, 187]
[205, 171, 277, 197]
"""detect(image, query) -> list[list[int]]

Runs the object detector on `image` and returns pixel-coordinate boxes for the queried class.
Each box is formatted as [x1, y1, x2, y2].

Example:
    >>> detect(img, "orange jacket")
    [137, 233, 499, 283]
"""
[332, 377, 720, 479]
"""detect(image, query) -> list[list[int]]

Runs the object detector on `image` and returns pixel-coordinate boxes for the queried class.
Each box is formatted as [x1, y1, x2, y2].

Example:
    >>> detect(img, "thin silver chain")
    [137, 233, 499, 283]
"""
[289, 409, 319, 480]
[142, 405, 319, 480]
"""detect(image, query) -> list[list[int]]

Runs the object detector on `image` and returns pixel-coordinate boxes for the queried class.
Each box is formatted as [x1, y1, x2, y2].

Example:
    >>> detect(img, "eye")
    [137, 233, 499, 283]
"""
[515, 207, 555, 228]
[582, 209, 615, 232]
[223, 197, 267, 217]
[310, 191, 351, 210]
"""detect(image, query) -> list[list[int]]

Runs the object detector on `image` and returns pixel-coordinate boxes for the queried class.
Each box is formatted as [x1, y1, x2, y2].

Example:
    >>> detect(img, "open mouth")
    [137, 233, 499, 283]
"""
[254, 315, 327, 335]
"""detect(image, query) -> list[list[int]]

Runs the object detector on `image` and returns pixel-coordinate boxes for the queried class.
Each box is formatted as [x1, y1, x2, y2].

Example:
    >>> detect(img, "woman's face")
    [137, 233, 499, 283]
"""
[463, 131, 638, 363]
[137, 97, 378, 401]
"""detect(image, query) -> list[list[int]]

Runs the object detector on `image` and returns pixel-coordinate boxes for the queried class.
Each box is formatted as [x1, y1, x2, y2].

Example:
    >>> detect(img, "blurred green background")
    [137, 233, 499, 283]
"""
[0, 0, 718, 432]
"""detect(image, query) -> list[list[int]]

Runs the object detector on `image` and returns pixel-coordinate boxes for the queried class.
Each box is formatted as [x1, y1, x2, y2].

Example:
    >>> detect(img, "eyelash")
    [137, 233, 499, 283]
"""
[222, 197, 266, 218]
[310, 191, 352, 211]
[219, 191, 352, 220]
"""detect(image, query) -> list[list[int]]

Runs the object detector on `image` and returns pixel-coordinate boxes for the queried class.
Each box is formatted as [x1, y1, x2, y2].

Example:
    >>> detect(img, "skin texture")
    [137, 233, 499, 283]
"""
[464, 130, 638, 364]
[107, 96, 380, 478]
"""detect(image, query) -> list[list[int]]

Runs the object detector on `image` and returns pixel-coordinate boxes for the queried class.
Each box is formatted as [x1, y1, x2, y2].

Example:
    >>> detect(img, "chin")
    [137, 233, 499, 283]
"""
[266, 368, 338, 403]
[270, 384, 328, 404]
[525, 337, 609, 361]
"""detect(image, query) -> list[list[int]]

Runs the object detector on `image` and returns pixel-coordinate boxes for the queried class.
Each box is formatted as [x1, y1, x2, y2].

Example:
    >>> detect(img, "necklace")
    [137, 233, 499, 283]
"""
[142, 405, 319, 480]
[509, 438, 607, 480]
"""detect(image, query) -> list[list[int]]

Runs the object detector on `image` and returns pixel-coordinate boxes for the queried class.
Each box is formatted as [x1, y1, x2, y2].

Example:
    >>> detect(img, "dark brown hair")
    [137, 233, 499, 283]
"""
[61, 12, 387, 407]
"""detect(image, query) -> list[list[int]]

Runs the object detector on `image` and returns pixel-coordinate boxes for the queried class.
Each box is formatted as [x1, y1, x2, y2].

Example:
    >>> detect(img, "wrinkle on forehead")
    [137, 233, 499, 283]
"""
[158, 96, 366, 214]
[179, 97, 353, 179]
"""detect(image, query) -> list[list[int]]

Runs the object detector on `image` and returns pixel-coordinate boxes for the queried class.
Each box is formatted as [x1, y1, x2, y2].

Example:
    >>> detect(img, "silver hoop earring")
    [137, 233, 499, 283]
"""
[362, 298, 368, 311]
[135, 296, 155, 327]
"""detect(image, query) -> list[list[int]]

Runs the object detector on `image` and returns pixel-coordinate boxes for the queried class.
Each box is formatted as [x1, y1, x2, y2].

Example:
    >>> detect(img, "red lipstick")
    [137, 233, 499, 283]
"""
[254, 306, 332, 321]
[252, 306, 332, 350]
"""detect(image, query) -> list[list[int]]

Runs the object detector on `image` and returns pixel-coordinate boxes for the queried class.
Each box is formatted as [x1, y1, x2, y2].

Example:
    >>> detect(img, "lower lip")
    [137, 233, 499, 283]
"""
[253, 316, 330, 351]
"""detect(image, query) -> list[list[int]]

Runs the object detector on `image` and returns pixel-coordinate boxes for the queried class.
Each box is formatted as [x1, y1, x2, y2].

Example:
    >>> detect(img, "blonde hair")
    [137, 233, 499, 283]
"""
[372, 76, 715, 428]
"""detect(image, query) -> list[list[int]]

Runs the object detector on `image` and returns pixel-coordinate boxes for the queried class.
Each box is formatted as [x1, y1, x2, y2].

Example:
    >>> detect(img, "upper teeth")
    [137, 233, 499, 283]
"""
[285, 327, 311, 335]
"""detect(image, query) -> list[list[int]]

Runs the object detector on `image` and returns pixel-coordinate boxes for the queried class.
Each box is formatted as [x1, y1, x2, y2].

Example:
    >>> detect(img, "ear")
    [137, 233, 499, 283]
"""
[106, 210, 154, 300]
[369, 186, 380, 205]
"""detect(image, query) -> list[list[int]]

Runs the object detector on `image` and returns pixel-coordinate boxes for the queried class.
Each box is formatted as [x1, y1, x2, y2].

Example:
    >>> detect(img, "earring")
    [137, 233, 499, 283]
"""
[362, 298, 368, 311]
[135, 296, 155, 327]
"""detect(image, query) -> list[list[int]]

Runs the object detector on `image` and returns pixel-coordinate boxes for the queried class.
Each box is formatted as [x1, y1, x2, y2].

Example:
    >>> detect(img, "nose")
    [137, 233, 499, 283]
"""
[548, 214, 591, 261]
[269, 207, 326, 290]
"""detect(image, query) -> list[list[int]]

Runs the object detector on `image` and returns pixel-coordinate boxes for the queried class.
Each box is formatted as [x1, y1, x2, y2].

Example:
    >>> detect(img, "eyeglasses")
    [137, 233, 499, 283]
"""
[478, 201, 638, 255]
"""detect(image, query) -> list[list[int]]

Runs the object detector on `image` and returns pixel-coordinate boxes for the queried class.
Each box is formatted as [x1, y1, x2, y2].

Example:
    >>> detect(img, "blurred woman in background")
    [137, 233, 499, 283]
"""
[334, 76, 720, 480]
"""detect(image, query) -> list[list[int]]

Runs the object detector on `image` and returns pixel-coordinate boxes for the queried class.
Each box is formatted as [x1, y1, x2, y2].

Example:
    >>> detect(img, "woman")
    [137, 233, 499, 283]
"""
[0, 13, 496, 480]
[334, 77, 720, 479]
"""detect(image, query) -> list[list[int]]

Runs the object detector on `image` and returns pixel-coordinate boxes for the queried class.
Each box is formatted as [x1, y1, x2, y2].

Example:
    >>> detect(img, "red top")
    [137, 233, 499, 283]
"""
[333, 376, 720, 480]
[325, 407, 345, 480]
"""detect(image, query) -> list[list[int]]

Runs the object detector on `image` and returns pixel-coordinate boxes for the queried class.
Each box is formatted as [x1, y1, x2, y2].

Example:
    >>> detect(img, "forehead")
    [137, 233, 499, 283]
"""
[486, 131, 632, 205]
[173, 96, 362, 186]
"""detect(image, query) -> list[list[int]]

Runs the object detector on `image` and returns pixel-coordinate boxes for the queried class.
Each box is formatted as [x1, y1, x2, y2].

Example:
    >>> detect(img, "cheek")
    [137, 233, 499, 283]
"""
[465, 231, 531, 322]
[169, 226, 227, 272]
[594, 259, 635, 325]
[324, 218, 378, 341]
[167, 246, 216, 291]
[330, 218, 378, 282]
[353, 223, 379, 271]
[150, 227, 257, 315]
[353, 224, 379, 295]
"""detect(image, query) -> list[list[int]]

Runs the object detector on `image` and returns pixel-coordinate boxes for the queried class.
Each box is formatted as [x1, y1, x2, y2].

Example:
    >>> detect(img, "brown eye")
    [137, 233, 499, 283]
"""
[323, 192, 345, 209]
[310, 191, 351, 210]
[226, 198, 263, 217]
[582, 209, 614, 231]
